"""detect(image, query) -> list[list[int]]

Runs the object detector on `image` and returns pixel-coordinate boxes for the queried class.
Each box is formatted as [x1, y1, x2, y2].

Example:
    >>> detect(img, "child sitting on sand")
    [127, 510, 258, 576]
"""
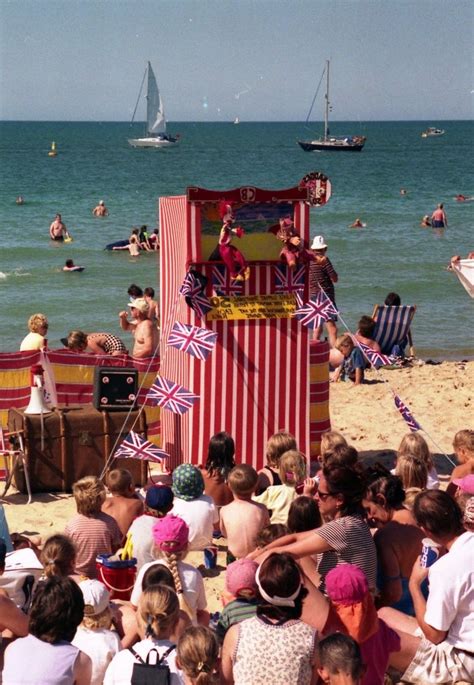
[101, 468, 143, 537]
[171, 464, 219, 552]
[255, 430, 297, 495]
[332, 334, 365, 385]
[449, 429, 474, 483]
[130, 515, 209, 626]
[253, 450, 307, 524]
[127, 485, 174, 570]
[64, 476, 122, 579]
[216, 559, 259, 643]
[317, 633, 366, 685]
[395, 432, 439, 489]
[219, 465, 270, 564]
[72, 579, 121, 685]
[325, 564, 400, 685]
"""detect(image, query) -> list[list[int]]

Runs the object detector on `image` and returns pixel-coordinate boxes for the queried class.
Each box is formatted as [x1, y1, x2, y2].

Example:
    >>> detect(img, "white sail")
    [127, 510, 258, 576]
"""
[452, 259, 474, 298]
[147, 63, 166, 135]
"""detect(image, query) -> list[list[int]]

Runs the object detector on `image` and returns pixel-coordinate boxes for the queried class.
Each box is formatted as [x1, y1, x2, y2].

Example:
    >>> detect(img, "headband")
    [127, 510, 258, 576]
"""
[255, 563, 301, 607]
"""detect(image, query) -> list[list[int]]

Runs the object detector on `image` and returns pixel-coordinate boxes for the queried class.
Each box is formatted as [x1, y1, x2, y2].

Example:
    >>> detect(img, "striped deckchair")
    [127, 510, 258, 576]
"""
[371, 305, 416, 357]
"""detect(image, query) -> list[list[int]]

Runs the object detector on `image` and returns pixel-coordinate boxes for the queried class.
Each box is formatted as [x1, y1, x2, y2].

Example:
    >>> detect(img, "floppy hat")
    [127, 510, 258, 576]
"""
[452, 474, 474, 495]
[325, 564, 368, 605]
[152, 514, 189, 553]
[311, 235, 327, 250]
[172, 463, 205, 501]
[79, 579, 110, 615]
[225, 559, 258, 597]
[145, 485, 174, 512]
[128, 298, 149, 314]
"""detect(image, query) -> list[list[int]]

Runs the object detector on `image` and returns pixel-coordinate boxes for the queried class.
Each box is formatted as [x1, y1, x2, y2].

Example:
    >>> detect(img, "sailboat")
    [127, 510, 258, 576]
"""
[128, 62, 179, 148]
[298, 60, 366, 152]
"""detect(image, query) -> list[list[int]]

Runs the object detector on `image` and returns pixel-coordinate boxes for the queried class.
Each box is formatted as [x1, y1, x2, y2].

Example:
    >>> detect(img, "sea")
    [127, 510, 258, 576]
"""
[0, 120, 472, 359]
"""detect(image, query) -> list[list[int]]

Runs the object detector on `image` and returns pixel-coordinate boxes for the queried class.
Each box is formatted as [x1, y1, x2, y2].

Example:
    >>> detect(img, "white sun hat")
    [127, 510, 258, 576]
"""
[311, 235, 327, 250]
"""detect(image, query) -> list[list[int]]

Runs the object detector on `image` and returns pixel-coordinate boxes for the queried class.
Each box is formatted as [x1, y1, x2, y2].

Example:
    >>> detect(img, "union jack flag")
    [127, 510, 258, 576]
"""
[114, 430, 169, 463]
[167, 322, 218, 361]
[294, 290, 339, 330]
[179, 270, 212, 318]
[393, 394, 421, 432]
[146, 376, 199, 415]
[274, 264, 306, 293]
[356, 340, 396, 369]
[212, 265, 243, 296]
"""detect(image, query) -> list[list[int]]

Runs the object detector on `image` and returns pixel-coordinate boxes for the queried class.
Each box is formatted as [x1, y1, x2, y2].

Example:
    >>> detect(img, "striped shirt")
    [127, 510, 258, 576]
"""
[216, 598, 258, 642]
[316, 515, 377, 591]
[308, 256, 337, 302]
[65, 512, 122, 579]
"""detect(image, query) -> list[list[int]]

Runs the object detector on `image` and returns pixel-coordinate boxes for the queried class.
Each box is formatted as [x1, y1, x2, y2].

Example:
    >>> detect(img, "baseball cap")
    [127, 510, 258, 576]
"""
[152, 514, 189, 553]
[325, 564, 368, 606]
[127, 298, 149, 314]
[79, 579, 110, 615]
[145, 485, 174, 512]
[225, 559, 258, 597]
[452, 474, 474, 495]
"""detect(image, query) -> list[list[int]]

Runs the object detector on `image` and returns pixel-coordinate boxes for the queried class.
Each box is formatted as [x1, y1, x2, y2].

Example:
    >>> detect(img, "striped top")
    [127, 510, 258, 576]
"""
[65, 513, 122, 579]
[216, 598, 258, 642]
[308, 257, 337, 302]
[316, 515, 377, 591]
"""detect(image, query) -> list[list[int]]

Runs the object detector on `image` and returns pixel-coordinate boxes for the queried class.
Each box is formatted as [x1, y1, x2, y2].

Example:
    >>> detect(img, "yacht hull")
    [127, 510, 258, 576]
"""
[128, 137, 178, 148]
[298, 139, 365, 152]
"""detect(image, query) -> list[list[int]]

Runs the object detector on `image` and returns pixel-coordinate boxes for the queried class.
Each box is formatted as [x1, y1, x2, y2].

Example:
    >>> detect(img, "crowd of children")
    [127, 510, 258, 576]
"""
[0, 427, 473, 684]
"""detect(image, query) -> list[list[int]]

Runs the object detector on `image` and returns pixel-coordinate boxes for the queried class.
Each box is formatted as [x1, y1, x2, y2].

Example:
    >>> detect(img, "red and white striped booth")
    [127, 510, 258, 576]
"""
[159, 184, 330, 470]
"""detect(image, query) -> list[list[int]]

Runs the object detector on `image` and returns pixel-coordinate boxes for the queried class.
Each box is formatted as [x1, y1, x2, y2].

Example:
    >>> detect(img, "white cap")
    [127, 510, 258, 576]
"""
[79, 579, 110, 615]
[311, 235, 327, 250]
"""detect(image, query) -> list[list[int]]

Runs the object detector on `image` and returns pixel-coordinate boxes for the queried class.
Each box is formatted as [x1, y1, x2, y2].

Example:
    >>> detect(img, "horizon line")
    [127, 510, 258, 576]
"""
[0, 118, 472, 124]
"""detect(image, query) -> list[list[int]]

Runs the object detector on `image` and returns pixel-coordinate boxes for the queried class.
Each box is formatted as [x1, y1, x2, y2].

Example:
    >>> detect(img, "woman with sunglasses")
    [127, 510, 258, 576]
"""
[256, 465, 377, 594]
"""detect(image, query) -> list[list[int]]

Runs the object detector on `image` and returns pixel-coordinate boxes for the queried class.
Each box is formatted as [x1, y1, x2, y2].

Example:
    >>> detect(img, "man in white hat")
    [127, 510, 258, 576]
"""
[309, 235, 338, 346]
[92, 200, 109, 217]
[119, 298, 158, 358]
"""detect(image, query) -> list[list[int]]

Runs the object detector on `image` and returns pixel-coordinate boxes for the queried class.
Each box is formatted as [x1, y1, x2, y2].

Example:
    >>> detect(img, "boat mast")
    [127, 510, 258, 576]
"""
[324, 59, 330, 141]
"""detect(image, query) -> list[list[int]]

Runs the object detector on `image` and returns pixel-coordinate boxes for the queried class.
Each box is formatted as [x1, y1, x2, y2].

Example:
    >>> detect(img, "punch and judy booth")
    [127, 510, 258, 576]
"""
[159, 177, 332, 469]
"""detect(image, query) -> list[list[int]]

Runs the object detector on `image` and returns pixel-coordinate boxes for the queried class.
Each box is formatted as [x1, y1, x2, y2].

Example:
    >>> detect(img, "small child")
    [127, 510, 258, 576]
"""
[449, 429, 474, 482]
[219, 465, 270, 564]
[127, 485, 174, 571]
[255, 430, 297, 495]
[396, 432, 439, 489]
[325, 564, 400, 685]
[253, 450, 307, 524]
[320, 431, 348, 462]
[317, 633, 366, 685]
[130, 514, 209, 627]
[332, 334, 365, 385]
[64, 476, 122, 579]
[102, 468, 144, 537]
[394, 454, 428, 507]
[72, 579, 121, 685]
[177, 626, 220, 685]
[216, 559, 259, 643]
[287, 495, 322, 533]
[254, 523, 289, 550]
[170, 464, 219, 552]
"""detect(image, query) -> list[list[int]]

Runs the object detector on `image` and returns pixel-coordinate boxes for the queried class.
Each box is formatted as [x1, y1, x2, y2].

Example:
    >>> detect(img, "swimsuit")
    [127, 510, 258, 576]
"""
[51, 235, 64, 241]
[88, 334, 127, 355]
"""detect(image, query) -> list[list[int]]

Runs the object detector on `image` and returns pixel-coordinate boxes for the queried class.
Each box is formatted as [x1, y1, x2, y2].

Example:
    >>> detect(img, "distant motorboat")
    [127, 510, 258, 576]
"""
[48, 141, 57, 157]
[128, 62, 179, 148]
[298, 60, 366, 152]
[233, 117, 240, 125]
[421, 127, 445, 138]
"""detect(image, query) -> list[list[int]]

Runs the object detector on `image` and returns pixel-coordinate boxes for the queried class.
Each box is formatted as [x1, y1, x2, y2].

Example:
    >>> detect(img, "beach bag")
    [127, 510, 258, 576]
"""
[96, 553, 137, 600]
[128, 645, 175, 685]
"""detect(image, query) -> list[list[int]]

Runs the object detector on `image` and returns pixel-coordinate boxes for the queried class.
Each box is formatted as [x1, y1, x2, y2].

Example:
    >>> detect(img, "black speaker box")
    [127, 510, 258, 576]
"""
[93, 367, 138, 411]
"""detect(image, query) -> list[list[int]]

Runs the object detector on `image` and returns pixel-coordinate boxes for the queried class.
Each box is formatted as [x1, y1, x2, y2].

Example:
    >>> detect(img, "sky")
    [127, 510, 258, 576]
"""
[0, 0, 472, 122]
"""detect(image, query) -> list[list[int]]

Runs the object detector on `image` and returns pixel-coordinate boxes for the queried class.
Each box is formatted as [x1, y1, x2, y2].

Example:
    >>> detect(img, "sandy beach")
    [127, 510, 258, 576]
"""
[2, 360, 472, 611]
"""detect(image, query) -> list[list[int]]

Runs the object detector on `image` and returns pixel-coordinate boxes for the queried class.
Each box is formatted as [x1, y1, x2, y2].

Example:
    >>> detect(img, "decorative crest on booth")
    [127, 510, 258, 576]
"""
[298, 171, 331, 206]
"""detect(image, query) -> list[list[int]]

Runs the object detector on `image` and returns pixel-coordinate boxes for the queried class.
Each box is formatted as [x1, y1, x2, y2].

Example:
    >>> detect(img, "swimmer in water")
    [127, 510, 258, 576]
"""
[63, 259, 84, 272]
[16, 195, 24, 205]
[92, 200, 109, 217]
[420, 215, 431, 228]
[350, 218, 366, 228]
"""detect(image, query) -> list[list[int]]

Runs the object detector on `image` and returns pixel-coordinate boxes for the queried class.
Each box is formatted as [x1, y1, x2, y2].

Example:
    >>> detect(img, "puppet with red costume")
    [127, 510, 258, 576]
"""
[217, 201, 249, 281]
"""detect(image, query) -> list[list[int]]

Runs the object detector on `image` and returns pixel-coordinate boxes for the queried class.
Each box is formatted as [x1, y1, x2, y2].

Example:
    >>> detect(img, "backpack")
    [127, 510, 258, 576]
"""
[129, 644, 175, 685]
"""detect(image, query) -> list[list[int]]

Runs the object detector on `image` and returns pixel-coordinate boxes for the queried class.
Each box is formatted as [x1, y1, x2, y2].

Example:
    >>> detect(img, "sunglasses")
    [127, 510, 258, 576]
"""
[316, 488, 336, 501]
